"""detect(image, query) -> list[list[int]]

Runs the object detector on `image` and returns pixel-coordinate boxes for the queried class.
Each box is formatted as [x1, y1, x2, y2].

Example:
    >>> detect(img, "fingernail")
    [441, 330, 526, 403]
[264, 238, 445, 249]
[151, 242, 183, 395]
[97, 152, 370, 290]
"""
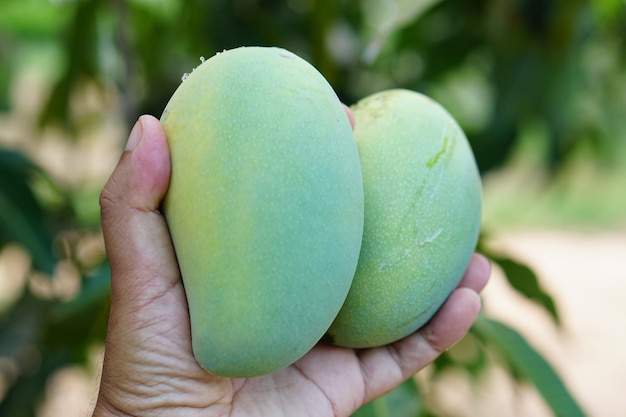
[126, 118, 143, 150]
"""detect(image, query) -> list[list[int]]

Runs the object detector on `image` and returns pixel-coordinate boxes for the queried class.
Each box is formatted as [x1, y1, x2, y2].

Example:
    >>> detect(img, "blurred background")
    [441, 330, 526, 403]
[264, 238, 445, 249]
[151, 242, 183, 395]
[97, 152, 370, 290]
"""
[0, 0, 625, 416]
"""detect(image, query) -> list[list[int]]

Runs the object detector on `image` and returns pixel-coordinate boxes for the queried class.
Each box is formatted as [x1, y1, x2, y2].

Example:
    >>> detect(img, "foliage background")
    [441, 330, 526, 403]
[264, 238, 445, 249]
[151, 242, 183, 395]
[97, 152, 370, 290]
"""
[1, 0, 625, 415]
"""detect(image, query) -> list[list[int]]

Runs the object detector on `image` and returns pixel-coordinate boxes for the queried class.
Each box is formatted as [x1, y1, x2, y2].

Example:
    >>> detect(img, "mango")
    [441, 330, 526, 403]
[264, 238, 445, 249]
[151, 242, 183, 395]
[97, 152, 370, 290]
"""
[326, 89, 482, 348]
[160, 47, 364, 377]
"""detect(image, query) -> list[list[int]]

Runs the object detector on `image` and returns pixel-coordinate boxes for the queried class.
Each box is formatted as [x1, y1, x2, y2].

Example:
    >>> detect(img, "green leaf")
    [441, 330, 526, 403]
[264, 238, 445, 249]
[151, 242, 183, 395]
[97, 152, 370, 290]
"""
[0, 0, 73, 37]
[362, 0, 443, 36]
[0, 58, 11, 111]
[478, 237, 559, 325]
[351, 378, 423, 417]
[38, 0, 102, 131]
[492, 254, 560, 324]
[0, 149, 56, 274]
[361, 0, 443, 63]
[473, 317, 587, 417]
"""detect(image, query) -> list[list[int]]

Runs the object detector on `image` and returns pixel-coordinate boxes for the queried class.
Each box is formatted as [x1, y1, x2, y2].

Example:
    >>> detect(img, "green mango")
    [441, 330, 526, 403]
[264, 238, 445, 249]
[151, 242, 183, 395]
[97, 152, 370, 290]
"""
[160, 47, 364, 377]
[326, 89, 482, 348]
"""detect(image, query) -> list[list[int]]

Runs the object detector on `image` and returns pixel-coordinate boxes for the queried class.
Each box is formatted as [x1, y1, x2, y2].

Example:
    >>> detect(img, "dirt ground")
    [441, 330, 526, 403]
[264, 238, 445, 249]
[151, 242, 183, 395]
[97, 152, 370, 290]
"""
[32, 228, 626, 416]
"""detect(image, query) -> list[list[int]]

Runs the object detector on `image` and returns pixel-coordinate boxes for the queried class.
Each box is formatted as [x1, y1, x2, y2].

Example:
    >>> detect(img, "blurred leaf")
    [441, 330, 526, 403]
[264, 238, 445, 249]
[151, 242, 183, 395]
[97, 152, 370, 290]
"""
[351, 378, 423, 417]
[491, 252, 559, 324]
[39, 0, 101, 131]
[128, 0, 182, 21]
[397, 2, 483, 81]
[0, 59, 11, 111]
[361, 0, 443, 63]
[478, 234, 559, 324]
[473, 317, 587, 417]
[0, 149, 56, 274]
[0, 0, 72, 36]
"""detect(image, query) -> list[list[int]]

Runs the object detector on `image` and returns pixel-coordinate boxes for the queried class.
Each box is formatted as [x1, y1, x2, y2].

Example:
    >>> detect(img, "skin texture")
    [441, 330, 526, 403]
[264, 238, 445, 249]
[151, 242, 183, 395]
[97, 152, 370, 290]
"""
[93, 112, 491, 417]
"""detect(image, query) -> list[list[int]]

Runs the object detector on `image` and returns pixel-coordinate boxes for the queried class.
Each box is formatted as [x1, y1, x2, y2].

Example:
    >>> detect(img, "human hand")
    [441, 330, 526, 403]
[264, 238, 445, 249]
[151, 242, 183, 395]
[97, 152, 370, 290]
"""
[93, 114, 490, 417]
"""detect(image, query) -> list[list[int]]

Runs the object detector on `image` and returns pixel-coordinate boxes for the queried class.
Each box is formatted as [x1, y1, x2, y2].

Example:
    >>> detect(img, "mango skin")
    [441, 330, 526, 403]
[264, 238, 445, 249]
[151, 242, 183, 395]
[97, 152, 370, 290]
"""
[160, 47, 364, 377]
[326, 89, 482, 348]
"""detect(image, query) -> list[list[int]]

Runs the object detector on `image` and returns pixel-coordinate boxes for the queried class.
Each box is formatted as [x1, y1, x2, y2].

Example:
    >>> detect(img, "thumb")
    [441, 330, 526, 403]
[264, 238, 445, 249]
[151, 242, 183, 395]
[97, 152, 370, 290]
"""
[99, 114, 180, 314]
[96, 117, 211, 415]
